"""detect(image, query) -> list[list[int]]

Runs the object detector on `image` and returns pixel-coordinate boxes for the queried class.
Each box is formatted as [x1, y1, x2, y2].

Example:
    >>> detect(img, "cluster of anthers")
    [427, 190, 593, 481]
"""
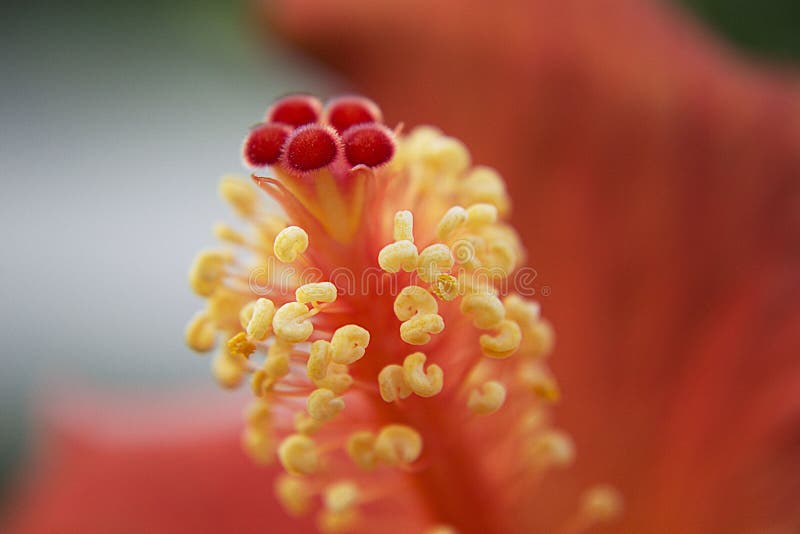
[186, 95, 621, 533]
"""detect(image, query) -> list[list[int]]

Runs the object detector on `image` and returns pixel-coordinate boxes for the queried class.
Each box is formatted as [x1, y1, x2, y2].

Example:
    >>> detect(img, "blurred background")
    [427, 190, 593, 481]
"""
[1, 0, 798, 525]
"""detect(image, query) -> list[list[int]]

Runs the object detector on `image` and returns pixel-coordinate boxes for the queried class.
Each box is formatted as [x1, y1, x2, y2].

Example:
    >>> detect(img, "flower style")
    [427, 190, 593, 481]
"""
[185, 94, 620, 533]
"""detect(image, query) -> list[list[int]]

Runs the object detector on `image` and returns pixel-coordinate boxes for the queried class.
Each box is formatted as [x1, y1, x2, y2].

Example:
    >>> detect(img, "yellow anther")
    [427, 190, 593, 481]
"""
[208, 288, 249, 331]
[519, 407, 551, 434]
[374, 424, 423, 466]
[402, 352, 444, 397]
[479, 319, 522, 359]
[526, 319, 555, 358]
[485, 240, 517, 274]
[393, 210, 414, 242]
[465, 203, 498, 228]
[264, 340, 292, 379]
[245, 298, 275, 341]
[378, 364, 412, 402]
[503, 295, 554, 358]
[251, 369, 276, 397]
[219, 175, 260, 217]
[272, 302, 314, 343]
[329, 325, 370, 365]
[213, 222, 247, 245]
[528, 430, 575, 469]
[460, 293, 506, 329]
[307, 340, 331, 381]
[318, 509, 358, 534]
[427, 526, 458, 534]
[274, 226, 309, 263]
[518, 362, 560, 402]
[239, 300, 256, 330]
[314, 363, 353, 394]
[467, 381, 507, 415]
[400, 313, 445, 345]
[185, 310, 216, 352]
[346, 431, 377, 470]
[212, 350, 245, 389]
[503, 294, 540, 325]
[294, 411, 323, 435]
[296, 282, 338, 304]
[323, 481, 359, 513]
[278, 434, 319, 475]
[307, 388, 345, 422]
[189, 250, 229, 297]
[227, 332, 256, 359]
[459, 165, 510, 215]
[580, 485, 624, 522]
[420, 135, 470, 175]
[393, 286, 438, 321]
[436, 206, 467, 241]
[242, 426, 274, 465]
[245, 399, 271, 428]
[417, 244, 454, 283]
[275, 475, 311, 516]
[431, 274, 459, 301]
[378, 240, 418, 273]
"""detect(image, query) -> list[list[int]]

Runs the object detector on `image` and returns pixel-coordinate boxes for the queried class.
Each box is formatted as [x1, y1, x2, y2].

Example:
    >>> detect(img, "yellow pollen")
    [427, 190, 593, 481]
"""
[278, 434, 320, 475]
[212, 222, 247, 245]
[245, 398, 271, 427]
[465, 203, 498, 228]
[227, 332, 256, 359]
[431, 274, 459, 301]
[378, 364, 412, 402]
[580, 485, 624, 522]
[185, 310, 216, 352]
[329, 325, 370, 365]
[219, 175, 260, 217]
[417, 244, 454, 283]
[242, 425, 275, 465]
[272, 301, 314, 343]
[189, 250, 230, 297]
[346, 431, 378, 470]
[402, 352, 444, 397]
[264, 340, 292, 377]
[518, 362, 560, 402]
[273, 225, 309, 263]
[458, 166, 510, 216]
[460, 293, 506, 330]
[307, 388, 346, 422]
[378, 240, 419, 273]
[528, 430, 575, 469]
[374, 424, 423, 466]
[245, 297, 275, 341]
[323, 480, 360, 513]
[294, 411, 323, 435]
[211, 348, 245, 389]
[479, 319, 522, 359]
[275, 474, 311, 516]
[436, 205, 467, 241]
[296, 282, 338, 304]
[307, 340, 332, 381]
[313, 363, 353, 394]
[400, 313, 445, 345]
[393, 210, 414, 242]
[394, 285, 438, 320]
[467, 381, 507, 415]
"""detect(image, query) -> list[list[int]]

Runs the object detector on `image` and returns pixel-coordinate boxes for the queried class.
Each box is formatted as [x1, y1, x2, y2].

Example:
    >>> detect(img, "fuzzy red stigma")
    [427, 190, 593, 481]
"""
[342, 124, 396, 168]
[267, 95, 322, 128]
[242, 123, 293, 167]
[283, 124, 342, 172]
[325, 96, 383, 133]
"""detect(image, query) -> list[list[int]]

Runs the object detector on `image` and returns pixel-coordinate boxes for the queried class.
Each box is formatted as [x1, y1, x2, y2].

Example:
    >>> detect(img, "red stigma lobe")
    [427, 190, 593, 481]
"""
[243, 123, 293, 167]
[267, 95, 322, 127]
[283, 124, 342, 172]
[325, 96, 383, 133]
[342, 124, 396, 168]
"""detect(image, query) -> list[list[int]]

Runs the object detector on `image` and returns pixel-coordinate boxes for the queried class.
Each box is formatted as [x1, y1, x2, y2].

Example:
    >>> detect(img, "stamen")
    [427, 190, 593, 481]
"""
[322, 480, 360, 513]
[266, 94, 322, 127]
[436, 206, 467, 241]
[189, 250, 230, 297]
[219, 176, 260, 218]
[325, 96, 382, 133]
[393, 210, 414, 242]
[213, 222, 247, 245]
[329, 325, 370, 364]
[431, 274, 459, 301]
[467, 381, 507, 415]
[417, 244, 454, 283]
[273, 225, 309, 263]
[227, 332, 256, 359]
[393, 286, 438, 320]
[242, 122, 293, 167]
[459, 166, 510, 216]
[307, 340, 332, 381]
[185, 311, 216, 352]
[294, 411, 323, 435]
[296, 282, 338, 304]
[378, 364, 412, 402]
[527, 430, 575, 469]
[400, 313, 445, 345]
[245, 298, 275, 341]
[460, 293, 506, 329]
[374, 424, 423, 466]
[308, 388, 346, 422]
[278, 434, 320, 475]
[346, 431, 378, 470]
[273, 302, 314, 343]
[283, 124, 342, 173]
[465, 203, 498, 228]
[275, 474, 312, 516]
[479, 319, 522, 359]
[580, 485, 623, 523]
[402, 352, 444, 397]
[378, 240, 419, 273]
[342, 124, 396, 168]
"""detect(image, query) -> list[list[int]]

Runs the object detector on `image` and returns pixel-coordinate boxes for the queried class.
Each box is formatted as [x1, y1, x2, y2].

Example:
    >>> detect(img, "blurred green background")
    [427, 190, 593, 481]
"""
[0, 0, 797, 519]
